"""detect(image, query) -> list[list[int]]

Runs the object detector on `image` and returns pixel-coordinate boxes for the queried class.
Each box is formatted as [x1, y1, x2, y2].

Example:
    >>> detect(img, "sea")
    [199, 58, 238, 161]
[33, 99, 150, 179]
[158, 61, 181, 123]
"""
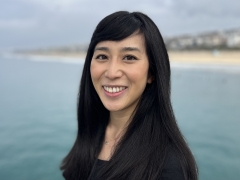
[0, 53, 240, 180]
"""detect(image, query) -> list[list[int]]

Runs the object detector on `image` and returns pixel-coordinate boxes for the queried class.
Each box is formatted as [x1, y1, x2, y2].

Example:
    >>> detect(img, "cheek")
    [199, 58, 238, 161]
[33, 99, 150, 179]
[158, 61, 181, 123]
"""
[90, 63, 99, 91]
[130, 64, 149, 82]
[90, 62, 100, 81]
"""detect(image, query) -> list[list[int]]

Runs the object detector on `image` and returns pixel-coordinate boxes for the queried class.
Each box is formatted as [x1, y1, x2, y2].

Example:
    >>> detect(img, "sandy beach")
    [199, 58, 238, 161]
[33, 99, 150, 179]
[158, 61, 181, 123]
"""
[168, 50, 240, 65]
[19, 50, 240, 65]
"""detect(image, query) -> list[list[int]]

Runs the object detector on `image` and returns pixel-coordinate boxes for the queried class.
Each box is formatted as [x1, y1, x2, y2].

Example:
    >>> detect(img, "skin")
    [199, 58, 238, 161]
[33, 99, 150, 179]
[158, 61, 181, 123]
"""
[90, 32, 152, 160]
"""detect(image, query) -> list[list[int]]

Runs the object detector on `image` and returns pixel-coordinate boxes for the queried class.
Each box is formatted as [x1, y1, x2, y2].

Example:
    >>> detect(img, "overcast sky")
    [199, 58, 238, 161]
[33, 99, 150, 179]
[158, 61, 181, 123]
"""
[1, 0, 240, 50]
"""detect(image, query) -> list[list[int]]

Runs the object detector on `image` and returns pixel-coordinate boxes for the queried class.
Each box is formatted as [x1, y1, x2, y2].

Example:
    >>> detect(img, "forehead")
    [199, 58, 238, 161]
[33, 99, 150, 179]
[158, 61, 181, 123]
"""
[95, 33, 146, 51]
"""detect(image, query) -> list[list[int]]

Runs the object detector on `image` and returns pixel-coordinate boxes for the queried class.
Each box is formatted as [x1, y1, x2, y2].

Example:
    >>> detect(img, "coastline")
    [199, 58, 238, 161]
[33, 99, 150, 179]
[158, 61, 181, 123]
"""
[14, 50, 240, 65]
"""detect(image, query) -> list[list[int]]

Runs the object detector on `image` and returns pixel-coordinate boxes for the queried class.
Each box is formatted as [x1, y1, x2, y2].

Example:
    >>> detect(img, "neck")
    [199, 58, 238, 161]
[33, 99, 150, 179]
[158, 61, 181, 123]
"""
[109, 109, 133, 129]
[105, 109, 134, 140]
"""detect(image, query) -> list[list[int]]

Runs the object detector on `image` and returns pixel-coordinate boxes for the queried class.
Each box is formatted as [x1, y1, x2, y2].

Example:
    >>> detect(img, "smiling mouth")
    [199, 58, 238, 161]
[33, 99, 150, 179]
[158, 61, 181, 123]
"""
[103, 86, 127, 93]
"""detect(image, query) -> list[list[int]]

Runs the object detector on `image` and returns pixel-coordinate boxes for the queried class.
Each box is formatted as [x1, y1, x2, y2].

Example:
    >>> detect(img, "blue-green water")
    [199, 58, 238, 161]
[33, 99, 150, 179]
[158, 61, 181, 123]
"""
[0, 55, 240, 180]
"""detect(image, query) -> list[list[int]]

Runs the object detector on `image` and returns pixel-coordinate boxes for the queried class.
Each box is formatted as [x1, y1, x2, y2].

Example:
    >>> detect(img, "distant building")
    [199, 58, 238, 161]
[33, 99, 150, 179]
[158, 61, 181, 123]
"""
[164, 28, 240, 50]
[224, 29, 240, 48]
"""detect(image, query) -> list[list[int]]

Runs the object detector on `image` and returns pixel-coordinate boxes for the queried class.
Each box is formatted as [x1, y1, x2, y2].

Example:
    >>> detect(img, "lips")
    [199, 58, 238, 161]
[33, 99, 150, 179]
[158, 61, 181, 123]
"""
[103, 86, 127, 93]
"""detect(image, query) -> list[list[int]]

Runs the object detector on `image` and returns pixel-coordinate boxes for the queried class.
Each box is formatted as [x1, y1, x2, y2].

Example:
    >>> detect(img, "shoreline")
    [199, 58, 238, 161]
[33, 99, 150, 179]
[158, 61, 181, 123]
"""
[14, 50, 240, 65]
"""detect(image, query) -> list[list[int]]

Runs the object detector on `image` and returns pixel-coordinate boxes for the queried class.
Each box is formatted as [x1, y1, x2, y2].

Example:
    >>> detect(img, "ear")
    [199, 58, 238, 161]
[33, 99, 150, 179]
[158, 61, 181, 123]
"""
[147, 75, 154, 84]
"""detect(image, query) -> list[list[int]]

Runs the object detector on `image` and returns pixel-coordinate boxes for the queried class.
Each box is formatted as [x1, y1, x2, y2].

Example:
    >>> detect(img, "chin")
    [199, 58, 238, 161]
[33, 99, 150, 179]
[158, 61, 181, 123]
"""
[106, 107, 122, 112]
[104, 104, 123, 112]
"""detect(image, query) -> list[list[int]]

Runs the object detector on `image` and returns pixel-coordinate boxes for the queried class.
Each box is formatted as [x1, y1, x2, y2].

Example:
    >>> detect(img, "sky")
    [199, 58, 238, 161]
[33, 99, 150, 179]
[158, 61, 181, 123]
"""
[1, 0, 240, 50]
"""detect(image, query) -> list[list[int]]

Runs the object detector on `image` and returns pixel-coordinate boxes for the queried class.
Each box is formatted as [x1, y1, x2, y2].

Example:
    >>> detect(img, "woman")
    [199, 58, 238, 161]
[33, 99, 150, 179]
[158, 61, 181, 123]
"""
[61, 11, 198, 180]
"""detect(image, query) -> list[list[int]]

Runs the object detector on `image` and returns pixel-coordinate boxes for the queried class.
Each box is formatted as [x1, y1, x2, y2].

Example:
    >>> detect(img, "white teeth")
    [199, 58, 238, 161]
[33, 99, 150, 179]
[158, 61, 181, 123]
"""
[103, 86, 126, 93]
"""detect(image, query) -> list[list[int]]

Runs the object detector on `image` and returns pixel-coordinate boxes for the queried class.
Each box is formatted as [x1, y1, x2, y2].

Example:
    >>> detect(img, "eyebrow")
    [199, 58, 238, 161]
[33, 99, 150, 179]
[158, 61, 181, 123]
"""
[94, 46, 141, 53]
[121, 47, 141, 53]
[94, 47, 109, 52]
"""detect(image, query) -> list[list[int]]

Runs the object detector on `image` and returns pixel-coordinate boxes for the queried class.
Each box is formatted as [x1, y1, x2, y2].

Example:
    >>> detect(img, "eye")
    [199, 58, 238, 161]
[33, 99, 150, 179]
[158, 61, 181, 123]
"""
[123, 55, 137, 60]
[96, 55, 107, 60]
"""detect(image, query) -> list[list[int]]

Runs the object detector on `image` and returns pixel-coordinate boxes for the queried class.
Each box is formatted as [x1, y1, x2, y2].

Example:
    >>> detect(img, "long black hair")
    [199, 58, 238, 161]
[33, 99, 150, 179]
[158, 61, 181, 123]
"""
[61, 11, 198, 180]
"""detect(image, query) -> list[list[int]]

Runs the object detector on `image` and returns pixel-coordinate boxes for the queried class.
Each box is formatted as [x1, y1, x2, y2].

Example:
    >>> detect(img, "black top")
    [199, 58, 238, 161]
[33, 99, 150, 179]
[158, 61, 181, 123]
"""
[90, 151, 185, 180]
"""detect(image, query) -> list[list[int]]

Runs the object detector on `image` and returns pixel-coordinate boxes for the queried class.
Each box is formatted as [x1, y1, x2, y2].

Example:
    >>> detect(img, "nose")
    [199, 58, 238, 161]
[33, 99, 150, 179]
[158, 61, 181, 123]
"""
[105, 59, 122, 80]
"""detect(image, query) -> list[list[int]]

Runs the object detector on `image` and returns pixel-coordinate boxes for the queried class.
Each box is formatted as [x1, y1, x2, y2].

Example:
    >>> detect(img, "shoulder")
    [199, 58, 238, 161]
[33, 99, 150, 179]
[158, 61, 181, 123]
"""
[160, 147, 185, 180]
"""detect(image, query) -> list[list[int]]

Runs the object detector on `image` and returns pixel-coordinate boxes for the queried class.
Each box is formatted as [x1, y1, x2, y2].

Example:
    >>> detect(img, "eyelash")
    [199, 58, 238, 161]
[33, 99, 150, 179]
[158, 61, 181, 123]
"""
[96, 55, 107, 60]
[95, 54, 137, 61]
[123, 55, 137, 60]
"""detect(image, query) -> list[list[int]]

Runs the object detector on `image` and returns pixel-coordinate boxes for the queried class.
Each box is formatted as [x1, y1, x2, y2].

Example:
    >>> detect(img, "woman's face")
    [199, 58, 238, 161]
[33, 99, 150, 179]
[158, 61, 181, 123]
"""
[90, 32, 152, 114]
